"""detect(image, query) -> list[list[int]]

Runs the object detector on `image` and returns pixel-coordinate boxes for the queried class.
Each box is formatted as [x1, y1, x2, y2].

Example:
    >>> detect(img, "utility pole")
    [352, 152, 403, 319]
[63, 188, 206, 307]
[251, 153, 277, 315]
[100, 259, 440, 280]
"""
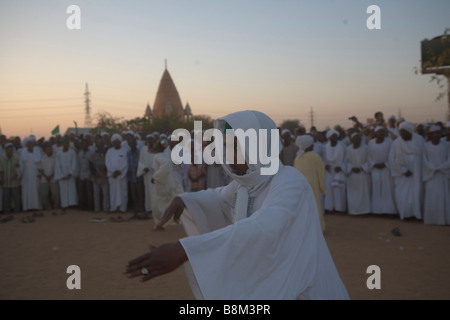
[309, 106, 315, 128]
[84, 83, 92, 128]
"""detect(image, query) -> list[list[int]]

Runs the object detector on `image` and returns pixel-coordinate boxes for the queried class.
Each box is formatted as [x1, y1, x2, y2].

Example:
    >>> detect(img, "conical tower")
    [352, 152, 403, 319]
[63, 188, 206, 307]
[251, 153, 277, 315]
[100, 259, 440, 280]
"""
[152, 63, 184, 119]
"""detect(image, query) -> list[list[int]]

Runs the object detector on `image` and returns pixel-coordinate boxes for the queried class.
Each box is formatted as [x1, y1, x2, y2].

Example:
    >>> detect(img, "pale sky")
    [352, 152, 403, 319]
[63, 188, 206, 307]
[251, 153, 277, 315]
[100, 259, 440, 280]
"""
[0, 0, 449, 139]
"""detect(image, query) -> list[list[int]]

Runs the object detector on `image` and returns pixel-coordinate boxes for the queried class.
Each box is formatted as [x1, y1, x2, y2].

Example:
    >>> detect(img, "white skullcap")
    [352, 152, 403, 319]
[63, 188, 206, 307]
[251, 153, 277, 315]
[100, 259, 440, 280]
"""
[374, 126, 385, 132]
[389, 115, 396, 120]
[146, 134, 154, 139]
[111, 133, 122, 143]
[153, 131, 159, 135]
[296, 135, 314, 150]
[397, 117, 405, 122]
[281, 129, 291, 136]
[295, 135, 314, 158]
[326, 130, 338, 139]
[134, 134, 141, 139]
[160, 133, 167, 138]
[5, 142, 14, 149]
[399, 121, 414, 134]
[101, 131, 109, 136]
[351, 132, 360, 140]
[429, 125, 441, 133]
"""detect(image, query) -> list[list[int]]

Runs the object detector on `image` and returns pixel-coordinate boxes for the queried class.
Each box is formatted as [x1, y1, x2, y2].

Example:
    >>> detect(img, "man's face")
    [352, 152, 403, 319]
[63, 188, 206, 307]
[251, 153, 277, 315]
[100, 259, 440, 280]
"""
[400, 129, 412, 141]
[375, 129, 385, 139]
[225, 136, 248, 176]
[45, 146, 53, 156]
[113, 139, 121, 149]
[6, 146, 14, 158]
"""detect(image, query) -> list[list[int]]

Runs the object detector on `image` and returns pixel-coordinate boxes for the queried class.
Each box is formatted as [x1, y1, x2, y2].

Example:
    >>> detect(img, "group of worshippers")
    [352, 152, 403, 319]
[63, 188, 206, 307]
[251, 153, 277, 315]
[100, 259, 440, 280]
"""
[279, 119, 450, 228]
[0, 130, 230, 229]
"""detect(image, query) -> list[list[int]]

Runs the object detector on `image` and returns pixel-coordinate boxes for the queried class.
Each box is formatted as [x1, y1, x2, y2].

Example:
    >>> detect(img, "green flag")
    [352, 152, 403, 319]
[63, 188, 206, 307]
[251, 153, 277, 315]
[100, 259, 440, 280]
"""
[51, 125, 60, 135]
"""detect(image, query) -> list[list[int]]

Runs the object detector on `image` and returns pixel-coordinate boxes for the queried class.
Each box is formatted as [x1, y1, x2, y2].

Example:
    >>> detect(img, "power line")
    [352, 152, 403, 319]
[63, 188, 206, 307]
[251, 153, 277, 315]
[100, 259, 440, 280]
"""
[0, 98, 80, 103]
[1, 105, 82, 112]
[1, 112, 83, 120]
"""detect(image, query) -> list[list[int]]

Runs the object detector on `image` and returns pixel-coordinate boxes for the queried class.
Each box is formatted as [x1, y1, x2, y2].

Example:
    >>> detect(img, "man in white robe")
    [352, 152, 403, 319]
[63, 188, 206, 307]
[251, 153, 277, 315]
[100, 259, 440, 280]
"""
[124, 110, 349, 300]
[20, 136, 42, 211]
[367, 126, 397, 214]
[346, 132, 371, 215]
[422, 125, 450, 225]
[324, 130, 347, 213]
[106, 134, 128, 212]
[137, 134, 155, 213]
[389, 122, 424, 220]
[54, 137, 78, 210]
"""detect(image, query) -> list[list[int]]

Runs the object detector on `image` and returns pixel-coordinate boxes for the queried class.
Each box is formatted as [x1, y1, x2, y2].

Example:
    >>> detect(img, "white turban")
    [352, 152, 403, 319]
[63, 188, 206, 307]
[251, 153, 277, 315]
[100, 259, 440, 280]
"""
[350, 132, 360, 140]
[111, 133, 122, 143]
[326, 130, 338, 139]
[429, 125, 441, 133]
[399, 122, 414, 134]
[295, 135, 314, 157]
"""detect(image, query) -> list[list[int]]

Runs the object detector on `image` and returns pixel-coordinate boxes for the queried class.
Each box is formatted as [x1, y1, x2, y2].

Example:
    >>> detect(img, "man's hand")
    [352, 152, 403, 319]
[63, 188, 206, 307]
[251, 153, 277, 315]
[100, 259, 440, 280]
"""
[155, 196, 186, 230]
[405, 170, 412, 177]
[113, 170, 121, 178]
[374, 163, 386, 169]
[124, 242, 188, 282]
[351, 167, 361, 174]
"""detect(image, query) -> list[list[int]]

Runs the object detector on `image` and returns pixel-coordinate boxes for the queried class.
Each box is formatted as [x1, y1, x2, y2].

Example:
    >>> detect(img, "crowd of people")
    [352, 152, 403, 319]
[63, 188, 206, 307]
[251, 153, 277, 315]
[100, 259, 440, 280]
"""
[0, 129, 230, 228]
[282, 112, 450, 228]
[0, 111, 449, 228]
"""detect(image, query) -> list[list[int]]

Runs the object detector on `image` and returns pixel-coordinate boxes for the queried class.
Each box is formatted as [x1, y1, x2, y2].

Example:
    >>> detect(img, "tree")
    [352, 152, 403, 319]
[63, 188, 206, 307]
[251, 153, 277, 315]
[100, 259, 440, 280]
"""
[279, 119, 302, 134]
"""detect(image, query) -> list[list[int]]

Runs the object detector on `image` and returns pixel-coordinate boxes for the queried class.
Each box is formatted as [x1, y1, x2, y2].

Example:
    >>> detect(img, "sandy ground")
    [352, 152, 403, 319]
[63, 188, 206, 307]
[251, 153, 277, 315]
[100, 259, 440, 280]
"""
[0, 209, 449, 300]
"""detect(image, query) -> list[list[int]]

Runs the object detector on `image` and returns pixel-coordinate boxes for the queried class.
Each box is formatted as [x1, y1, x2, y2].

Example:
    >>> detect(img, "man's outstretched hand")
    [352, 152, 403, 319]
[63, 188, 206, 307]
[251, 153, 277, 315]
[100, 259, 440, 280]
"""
[123, 242, 188, 282]
[155, 196, 186, 231]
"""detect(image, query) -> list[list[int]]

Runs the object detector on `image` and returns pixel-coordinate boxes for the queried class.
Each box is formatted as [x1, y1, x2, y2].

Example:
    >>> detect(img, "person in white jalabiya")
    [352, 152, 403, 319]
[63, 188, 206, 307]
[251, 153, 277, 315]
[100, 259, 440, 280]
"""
[54, 137, 79, 210]
[150, 137, 183, 230]
[124, 110, 349, 300]
[345, 132, 371, 215]
[367, 126, 397, 215]
[323, 130, 347, 213]
[422, 125, 450, 225]
[20, 136, 42, 211]
[106, 134, 128, 213]
[389, 122, 424, 220]
[137, 134, 156, 214]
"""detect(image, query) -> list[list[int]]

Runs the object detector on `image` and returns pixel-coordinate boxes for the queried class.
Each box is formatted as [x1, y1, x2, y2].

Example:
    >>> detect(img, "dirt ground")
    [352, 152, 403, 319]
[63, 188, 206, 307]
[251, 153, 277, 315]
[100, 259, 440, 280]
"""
[1, 209, 449, 300]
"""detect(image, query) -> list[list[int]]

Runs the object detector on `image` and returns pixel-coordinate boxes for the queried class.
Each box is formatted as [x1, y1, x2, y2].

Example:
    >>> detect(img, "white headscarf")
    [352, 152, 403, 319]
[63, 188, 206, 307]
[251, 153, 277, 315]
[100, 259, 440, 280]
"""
[295, 135, 314, 158]
[429, 125, 440, 133]
[395, 122, 418, 166]
[111, 133, 122, 143]
[326, 130, 338, 139]
[214, 110, 282, 222]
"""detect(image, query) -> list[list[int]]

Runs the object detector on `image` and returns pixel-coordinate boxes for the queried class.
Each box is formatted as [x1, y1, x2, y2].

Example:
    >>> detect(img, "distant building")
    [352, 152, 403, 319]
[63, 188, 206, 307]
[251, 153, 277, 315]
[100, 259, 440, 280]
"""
[152, 65, 186, 120]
